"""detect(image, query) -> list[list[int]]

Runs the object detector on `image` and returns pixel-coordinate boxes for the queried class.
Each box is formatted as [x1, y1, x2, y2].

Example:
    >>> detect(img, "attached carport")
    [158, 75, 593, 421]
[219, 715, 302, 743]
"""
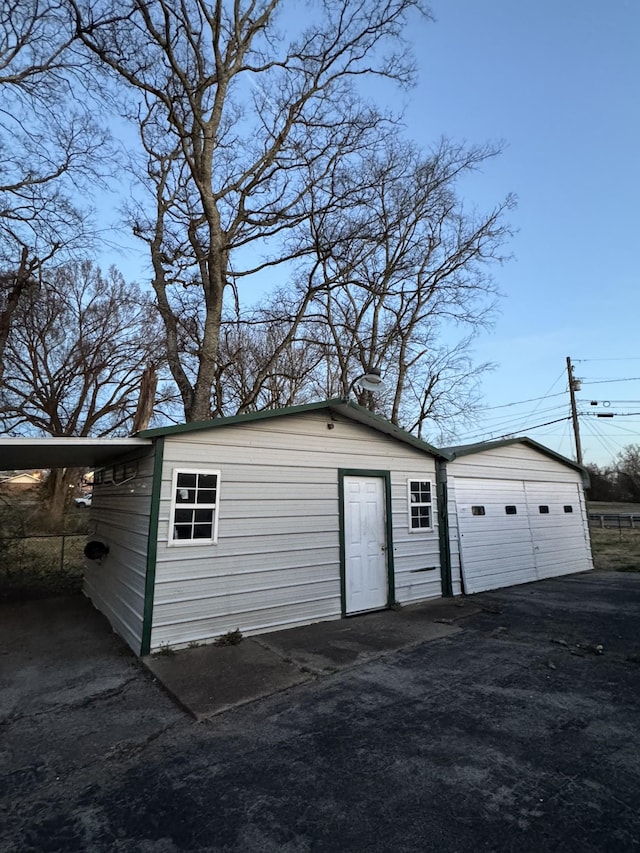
[0, 437, 152, 472]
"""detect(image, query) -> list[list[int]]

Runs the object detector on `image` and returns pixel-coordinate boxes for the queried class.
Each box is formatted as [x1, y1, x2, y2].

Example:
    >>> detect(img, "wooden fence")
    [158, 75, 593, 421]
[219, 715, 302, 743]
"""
[589, 513, 640, 530]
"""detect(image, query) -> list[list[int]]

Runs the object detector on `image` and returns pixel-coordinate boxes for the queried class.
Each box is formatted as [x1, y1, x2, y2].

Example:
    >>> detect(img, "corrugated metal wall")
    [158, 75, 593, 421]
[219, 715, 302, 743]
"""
[83, 447, 156, 652]
[447, 443, 593, 594]
[150, 411, 442, 649]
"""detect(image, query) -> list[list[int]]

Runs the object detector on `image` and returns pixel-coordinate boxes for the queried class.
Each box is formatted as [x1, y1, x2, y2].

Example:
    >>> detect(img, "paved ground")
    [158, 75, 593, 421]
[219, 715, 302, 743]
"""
[1, 571, 640, 852]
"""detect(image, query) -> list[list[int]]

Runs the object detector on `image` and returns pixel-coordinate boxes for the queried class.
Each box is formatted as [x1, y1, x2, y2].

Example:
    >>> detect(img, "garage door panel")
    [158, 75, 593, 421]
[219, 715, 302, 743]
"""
[455, 478, 537, 594]
[461, 540, 536, 561]
[466, 564, 540, 591]
[525, 482, 590, 580]
[455, 476, 591, 595]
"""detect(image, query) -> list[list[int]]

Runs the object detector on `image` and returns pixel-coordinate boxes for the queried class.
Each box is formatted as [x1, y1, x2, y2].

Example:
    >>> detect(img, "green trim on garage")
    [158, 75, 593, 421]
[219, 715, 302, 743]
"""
[435, 459, 453, 597]
[140, 437, 164, 656]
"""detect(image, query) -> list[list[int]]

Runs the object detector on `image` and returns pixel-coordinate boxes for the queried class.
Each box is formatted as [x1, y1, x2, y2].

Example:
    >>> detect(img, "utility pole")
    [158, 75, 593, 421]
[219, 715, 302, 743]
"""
[566, 356, 583, 466]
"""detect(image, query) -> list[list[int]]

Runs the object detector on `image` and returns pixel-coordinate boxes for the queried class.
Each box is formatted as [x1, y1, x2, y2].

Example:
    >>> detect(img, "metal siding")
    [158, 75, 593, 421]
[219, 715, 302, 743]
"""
[446, 482, 463, 596]
[448, 443, 586, 483]
[524, 481, 593, 579]
[446, 442, 593, 595]
[150, 411, 441, 649]
[83, 448, 155, 652]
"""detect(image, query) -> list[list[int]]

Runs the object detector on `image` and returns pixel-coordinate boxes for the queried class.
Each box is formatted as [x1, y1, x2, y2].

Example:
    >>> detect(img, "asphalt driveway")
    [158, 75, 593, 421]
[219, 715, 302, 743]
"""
[1, 571, 639, 852]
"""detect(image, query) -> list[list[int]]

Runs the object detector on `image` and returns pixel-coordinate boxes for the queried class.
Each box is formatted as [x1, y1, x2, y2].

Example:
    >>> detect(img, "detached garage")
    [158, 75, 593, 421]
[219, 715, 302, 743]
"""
[80, 400, 446, 655]
[442, 438, 593, 594]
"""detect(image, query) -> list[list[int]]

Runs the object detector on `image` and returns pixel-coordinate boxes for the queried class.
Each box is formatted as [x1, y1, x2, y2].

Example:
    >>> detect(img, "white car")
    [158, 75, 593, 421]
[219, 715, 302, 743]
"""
[74, 494, 92, 508]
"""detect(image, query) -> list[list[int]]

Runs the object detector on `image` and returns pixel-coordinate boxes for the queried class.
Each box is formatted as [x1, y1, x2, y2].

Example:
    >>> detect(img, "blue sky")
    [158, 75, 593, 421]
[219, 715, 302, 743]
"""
[99, 1, 639, 467]
[400, 0, 640, 466]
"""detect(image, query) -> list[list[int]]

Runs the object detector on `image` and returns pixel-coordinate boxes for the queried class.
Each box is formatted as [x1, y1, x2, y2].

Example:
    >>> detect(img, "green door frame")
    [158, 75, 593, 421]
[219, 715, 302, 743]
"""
[338, 468, 396, 617]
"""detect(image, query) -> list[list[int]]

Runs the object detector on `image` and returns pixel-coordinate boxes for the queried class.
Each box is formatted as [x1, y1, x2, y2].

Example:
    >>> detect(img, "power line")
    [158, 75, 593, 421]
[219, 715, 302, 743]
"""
[483, 390, 566, 411]
[581, 377, 640, 385]
[575, 357, 640, 363]
[492, 416, 572, 440]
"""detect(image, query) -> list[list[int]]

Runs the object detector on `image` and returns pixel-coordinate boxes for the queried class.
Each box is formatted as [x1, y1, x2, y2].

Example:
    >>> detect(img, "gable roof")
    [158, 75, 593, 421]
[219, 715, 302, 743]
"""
[138, 398, 445, 459]
[440, 436, 588, 480]
[0, 471, 41, 484]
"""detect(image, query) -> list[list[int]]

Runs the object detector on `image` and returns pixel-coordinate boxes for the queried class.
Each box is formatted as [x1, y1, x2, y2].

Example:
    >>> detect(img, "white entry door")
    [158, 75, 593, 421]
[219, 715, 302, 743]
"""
[344, 476, 388, 614]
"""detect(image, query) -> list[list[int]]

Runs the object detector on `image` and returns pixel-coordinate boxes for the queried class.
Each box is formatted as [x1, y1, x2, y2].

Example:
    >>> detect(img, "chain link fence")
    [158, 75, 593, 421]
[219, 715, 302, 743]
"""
[0, 531, 87, 601]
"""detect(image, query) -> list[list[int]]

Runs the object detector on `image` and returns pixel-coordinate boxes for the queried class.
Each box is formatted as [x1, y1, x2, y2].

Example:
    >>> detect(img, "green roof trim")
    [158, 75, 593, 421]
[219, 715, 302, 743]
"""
[137, 398, 446, 459]
[440, 437, 590, 483]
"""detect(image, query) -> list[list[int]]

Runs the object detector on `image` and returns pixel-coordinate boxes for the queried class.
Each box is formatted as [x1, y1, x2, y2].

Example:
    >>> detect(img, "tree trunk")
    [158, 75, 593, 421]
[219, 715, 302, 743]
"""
[45, 468, 76, 530]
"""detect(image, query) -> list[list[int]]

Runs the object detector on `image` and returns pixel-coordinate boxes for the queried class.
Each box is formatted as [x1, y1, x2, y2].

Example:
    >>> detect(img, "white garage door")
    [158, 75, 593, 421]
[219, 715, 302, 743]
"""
[455, 478, 590, 594]
[524, 481, 591, 580]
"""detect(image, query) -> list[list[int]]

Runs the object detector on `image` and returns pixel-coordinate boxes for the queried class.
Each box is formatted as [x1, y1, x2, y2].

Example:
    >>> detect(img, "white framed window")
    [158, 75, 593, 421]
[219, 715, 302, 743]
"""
[169, 469, 220, 545]
[408, 479, 433, 531]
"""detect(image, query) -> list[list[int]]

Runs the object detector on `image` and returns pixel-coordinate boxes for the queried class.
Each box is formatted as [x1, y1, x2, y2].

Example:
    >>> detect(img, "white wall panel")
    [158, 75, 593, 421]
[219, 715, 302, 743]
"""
[150, 411, 441, 649]
[83, 448, 155, 653]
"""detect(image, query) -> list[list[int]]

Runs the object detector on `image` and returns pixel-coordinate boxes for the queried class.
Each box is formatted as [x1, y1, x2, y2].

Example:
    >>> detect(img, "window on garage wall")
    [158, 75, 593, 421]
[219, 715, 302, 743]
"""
[408, 479, 433, 531]
[169, 469, 220, 545]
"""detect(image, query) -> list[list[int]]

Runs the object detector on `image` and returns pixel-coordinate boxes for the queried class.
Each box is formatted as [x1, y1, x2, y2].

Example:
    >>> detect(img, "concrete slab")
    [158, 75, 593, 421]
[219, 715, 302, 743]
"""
[144, 640, 311, 720]
[255, 601, 465, 674]
[142, 596, 478, 718]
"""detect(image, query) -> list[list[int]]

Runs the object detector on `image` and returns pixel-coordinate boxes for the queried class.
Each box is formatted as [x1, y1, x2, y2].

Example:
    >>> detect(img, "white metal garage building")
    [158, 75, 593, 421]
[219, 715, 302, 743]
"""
[0, 409, 594, 656]
[441, 438, 593, 595]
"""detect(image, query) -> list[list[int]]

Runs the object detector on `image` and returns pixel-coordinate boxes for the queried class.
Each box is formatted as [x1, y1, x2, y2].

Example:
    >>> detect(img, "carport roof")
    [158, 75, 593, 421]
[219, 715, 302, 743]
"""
[0, 438, 153, 471]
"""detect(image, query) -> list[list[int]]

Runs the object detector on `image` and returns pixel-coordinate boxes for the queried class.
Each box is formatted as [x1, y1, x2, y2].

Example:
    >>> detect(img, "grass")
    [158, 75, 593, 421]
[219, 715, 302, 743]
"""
[587, 501, 640, 573]
[588, 501, 640, 514]
[590, 528, 640, 573]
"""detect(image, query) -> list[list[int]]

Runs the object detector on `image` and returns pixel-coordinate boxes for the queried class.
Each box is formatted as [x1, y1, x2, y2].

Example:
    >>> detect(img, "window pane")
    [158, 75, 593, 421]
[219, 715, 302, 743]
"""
[410, 480, 431, 502]
[174, 508, 193, 523]
[174, 525, 193, 539]
[411, 506, 431, 528]
[198, 474, 217, 489]
[539, 505, 549, 514]
[193, 524, 212, 539]
[177, 473, 196, 488]
[176, 488, 195, 503]
[196, 489, 217, 504]
[505, 505, 517, 515]
[471, 506, 485, 516]
[195, 509, 213, 523]
[564, 505, 573, 513]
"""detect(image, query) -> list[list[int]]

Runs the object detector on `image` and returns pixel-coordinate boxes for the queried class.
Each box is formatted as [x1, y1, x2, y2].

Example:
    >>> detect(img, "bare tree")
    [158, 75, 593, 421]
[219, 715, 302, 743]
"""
[296, 139, 514, 439]
[72, 0, 426, 421]
[0, 0, 110, 376]
[214, 303, 323, 415]
[0, 261, 173, 522]
[616, 444, 640, 503]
